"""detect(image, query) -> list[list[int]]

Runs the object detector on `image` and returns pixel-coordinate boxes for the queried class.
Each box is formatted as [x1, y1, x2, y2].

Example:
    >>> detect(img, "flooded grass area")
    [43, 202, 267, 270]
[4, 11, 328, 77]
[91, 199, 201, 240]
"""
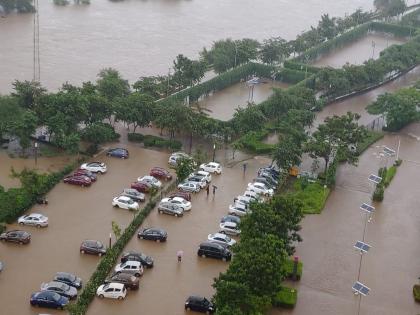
[196, 81, 289, 121]
[312, 33, 407, 68]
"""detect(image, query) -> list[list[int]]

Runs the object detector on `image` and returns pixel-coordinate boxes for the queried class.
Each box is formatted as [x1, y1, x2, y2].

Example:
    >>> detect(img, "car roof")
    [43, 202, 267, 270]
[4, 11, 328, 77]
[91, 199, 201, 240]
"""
[123, 260, 141, 266]
[25, 213, 45, 218]
[117, 196, 132, 201]
[107, 282, 125, 289]
[211, 233, 227, 239]
[144, 227, 165, 233]
[200, 241, 224, 249]
[171, 197, 185, 202]
[223, 222, 237, 228]
[188, 295, 205, 301]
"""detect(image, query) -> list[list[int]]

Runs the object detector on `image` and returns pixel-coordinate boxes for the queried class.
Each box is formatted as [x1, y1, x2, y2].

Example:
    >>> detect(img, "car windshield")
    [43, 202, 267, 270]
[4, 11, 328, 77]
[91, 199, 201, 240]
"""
[96, 241, 102, 248]
[58, 282, 70, 291]
[51, 292, 61, 302]
[224, 235, 231, 242]
[203, 298, 210, 305]
[63, 273, 76, 282]
[126, 199, 134, 204]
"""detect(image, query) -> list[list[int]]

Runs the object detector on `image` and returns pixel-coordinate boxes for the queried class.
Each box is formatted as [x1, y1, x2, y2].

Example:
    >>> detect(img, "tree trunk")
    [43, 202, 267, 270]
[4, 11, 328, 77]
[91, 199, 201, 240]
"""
[189, 132, 193, 154]
[324, 157, 329, 174]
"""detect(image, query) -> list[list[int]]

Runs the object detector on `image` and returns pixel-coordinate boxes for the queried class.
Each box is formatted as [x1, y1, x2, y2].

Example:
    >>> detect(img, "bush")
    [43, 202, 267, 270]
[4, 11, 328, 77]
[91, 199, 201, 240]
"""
[373, 184, 384, 202]
[273, 287, 298, 309]
[325, 159, 338, 188]
[0, 222, 6, 233]
[284, 258, 303, 281]
[384, 166, 397, 187]
[233, 130, 275, 154]
[413, 284, 420, 302]
[356, 131, 384, 155]
[290, 179, 330, 214]
[127, 133, 145, 142]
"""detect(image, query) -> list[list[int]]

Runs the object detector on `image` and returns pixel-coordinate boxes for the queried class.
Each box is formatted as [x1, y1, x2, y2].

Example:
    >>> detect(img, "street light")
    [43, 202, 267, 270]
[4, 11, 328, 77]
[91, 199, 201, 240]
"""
[212, 143, 216, 162]
[34, 142, 38, 165]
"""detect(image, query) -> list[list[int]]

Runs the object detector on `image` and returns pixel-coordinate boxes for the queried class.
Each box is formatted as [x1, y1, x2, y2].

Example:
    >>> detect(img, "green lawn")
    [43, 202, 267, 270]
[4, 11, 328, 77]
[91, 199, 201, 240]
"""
[273, 286, 298, 309]
[290, 179, 330, 214]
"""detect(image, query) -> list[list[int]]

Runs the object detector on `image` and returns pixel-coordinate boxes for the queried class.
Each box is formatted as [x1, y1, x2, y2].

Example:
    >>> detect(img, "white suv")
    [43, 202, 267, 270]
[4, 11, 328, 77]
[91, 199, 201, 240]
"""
[96, 282, 127, 300]
[80, 162, 107, 174]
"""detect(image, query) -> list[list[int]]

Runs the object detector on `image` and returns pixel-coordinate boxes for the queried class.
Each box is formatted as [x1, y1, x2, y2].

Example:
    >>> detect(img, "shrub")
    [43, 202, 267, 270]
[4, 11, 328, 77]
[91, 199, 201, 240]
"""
[413, 284, 420, 302]
[129, 133, 182, 151]
[284, 258, 303, 281]
[356, 131, 384, 155]
[127, 133, 145, 142]
[273, 287, 298, 309]
[384, 166, 397, 187]
[290, 179, 330, 214]
[373, 184, 384, 202]
[0, 222, 6, 233]
[325, 159, 338, 188]
[233, 130, 275, 154]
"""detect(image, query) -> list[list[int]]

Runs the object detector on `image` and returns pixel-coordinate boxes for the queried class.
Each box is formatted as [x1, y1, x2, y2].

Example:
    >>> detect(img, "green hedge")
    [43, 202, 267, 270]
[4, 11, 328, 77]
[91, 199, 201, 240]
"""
[0, 162, 80, 224]
[284, 258, 303, 281]
[384, 166, 397, 187]
[356, 130, 384, 155]
[128, 133, 182, 151]
[413, 284, 420, 302]
[233, 129, 275, 154]
[273, 286, 298, 309]
[401, 8, 420, 28]
[289, 179, 330, 214]
[283, 60, 321, 73]
[276, 68, 307, 84]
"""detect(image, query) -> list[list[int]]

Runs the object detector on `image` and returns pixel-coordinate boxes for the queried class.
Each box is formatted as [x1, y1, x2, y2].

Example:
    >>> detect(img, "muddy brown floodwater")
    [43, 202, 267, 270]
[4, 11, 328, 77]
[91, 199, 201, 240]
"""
[312, 33, 407, 69]
[270, 126, 420, 315]
[198, 81, 289, 121]
[0, 0, 372, 93]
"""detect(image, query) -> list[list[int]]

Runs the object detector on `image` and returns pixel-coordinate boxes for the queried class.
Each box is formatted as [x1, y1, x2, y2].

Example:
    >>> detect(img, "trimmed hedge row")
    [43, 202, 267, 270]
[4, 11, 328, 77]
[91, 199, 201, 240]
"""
[283, 60, 321, 73]
[128, 133, 182, 151]
[284, 258, 303, 281]
[0, 161, 81, 224]
[233, 129, 275, 154]
[276, 68, 307, 84]
[273, 286, 298, 309]
[68, 181, 177, 315]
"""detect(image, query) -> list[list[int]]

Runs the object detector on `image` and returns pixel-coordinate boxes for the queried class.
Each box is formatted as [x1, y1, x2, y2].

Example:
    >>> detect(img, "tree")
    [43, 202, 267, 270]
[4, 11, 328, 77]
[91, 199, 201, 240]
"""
[175, 157, 196, 183]
[122, 92, 155, 132]
[272, 136, 303, 173]
[173, 54, 206, 87]
[12, 110, 38, 152]
[96, 68, 130, 101]
[374, 0, 406, 17]
[153, 100, 190, 139]
[232, 103, 266, 134]
[305, 112, 367, 173]
[80, 81, 112, 124]
[11, 80, 46, 110]
[111, 221, 122, 239]
[133, 76, 166, 99]
[0, 96, 22, 140]
[259, 37, 291, 65]
[81, 122, 119, 145]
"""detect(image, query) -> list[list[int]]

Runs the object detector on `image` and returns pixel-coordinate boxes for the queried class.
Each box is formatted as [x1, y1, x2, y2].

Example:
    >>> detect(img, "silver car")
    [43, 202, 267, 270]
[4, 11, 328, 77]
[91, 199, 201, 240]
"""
[121, 188, 145, 202]
[157, 202, 184, 217]
[18, 213, 48, 228]
[177, 181, 200, 193]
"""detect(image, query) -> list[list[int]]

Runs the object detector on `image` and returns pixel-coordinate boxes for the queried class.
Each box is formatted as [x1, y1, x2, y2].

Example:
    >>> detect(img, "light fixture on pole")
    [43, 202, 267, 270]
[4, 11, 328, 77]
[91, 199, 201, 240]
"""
[212, 143, 216, 162]
[34, 142, 38, 165]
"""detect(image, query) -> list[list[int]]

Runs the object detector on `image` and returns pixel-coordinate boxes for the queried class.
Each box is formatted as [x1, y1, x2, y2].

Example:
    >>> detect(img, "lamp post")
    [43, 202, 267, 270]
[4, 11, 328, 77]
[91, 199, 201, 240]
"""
[34, 142, 38, 165]
[212, 143, 216, 162]
[109, 232, 112, 249]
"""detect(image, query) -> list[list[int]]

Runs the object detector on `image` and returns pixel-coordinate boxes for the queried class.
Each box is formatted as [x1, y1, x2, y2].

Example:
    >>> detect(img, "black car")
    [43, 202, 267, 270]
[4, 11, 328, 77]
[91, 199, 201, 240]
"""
[121, 251, 154, 268]
[80, 240, 107, 256]
[105, 272, 139, 290]
[0, 230, 31, 244]
[220, 215, 241, 225]
[53, 272, 83, 290]
[107, 148, 129, 159]
[138, 228, 167, 242]
[185, 295, 215, 314]
[197, 242, 231, 261]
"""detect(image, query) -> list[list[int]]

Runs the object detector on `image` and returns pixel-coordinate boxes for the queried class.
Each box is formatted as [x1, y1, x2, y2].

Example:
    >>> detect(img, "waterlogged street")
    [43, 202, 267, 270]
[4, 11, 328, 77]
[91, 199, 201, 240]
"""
[272, 128, 420, 315]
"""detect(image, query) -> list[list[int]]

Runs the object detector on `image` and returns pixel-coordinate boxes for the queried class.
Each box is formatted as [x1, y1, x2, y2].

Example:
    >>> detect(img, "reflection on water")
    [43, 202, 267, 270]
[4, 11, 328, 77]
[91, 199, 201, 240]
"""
[312, 33, 407, 68]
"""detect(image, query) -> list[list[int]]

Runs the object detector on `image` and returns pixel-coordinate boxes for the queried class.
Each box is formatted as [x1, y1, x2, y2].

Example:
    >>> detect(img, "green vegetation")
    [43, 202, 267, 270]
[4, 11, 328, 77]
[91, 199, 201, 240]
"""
[213, 195, 304, 314]
[0, 161, 82, 224]
[284, 258, 303, 280]
[272, 287, 298, 309]
[356, 130, 384, 155]
[128, 133, 182, 150]
[374, 0, 406, 18]
[174, 157, 196, 183]
[384, 165, 397, 187]
[233, 129, 275, 154]
[289, 179, 330, 214]
[413, 284, 420, 302]
[372, 161, 401, 201]
[401, 8, 420, 28]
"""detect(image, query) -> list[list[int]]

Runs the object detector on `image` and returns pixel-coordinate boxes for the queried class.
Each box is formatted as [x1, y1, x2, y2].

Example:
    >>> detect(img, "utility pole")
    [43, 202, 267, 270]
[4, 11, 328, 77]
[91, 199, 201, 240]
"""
[33, 0, 40, 82]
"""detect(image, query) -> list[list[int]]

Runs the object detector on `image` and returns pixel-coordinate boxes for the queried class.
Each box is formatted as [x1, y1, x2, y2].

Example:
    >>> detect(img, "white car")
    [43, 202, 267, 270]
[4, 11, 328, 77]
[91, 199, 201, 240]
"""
[189, 170, 212, 183]
[137, 175, 162, 188]
[114, 260, 144, 277]
[235, 195, 254, 207]
[96, 282, 127, 300]
[247, 182, 274, 196]
[80, 162, 107, 174]
[18, 213, 48, 228]
[199, 162, 222, 174]
[160, 197, 192, 211]
[168, 152, 190, 166]
[243, 190, 261, 202]
[228, 203, 249, 217]
[112, 196, 139, 211]
[187, 175, 207, 189]
[177, 181, 200, 193]
[219, 222, 241, 236]
[208, 233, 236, 247]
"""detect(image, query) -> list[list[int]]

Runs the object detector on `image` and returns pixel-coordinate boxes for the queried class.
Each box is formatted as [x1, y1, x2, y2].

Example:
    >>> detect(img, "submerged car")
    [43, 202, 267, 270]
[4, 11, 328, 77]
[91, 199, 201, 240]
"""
[199, 162, 222, 174]
[150, 167, 172, 181]
[169, 191, 191, 201]
[177, 181, 200, 193]
[0, 230, 31, 244]
[80, 162, 107, 174]
[112, 196, 139, 210]
[80, 240, 106, 256]
[208, 233, 236, 247]
[121, 188, 145, 202]
[74, 169, 97, 182]
[185, 295, 215, 314]
[157, 202, 184, 217]
[137, 228, 167, 242]
[96, 282, 127, 300]
[40, 281, 78, 300]
[30, 291, 69, 309]
[137, 175, 162, 188]
[107, 148, 129, 159]
[197, 241, 232, 261]
[131, 181, 152, 193]
[53, 272, 82, 290]
[18, 213, 48, 228]
[114, 261, 144, 277]
[105, 273, 139, 290]
[63, 175, 92, 187]
[121, 251, 154, 268]
[219, 222, 241, 236]
[220, 215, 241, 225]
[160, 196, 192, 211]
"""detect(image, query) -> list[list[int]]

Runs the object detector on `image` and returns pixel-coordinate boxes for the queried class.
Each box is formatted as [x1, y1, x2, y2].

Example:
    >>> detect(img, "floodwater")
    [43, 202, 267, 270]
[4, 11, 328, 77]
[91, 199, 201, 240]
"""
[312, 33, 407, 68]
[0, 0, 373, 93]
[270, 126, 420, 315]
[197, 81, 289, 121]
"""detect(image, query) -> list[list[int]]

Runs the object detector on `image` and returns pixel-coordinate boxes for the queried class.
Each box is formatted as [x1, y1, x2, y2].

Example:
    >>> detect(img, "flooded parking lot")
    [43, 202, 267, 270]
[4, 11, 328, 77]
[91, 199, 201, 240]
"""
[197, 81, 289, 121]
[312, 33, 407, 69]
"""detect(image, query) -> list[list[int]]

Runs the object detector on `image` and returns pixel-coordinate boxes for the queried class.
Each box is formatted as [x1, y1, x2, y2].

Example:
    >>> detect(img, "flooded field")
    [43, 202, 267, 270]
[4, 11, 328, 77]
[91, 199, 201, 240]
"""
[312, 33, 407, 68]
[197, 81, 289, 121]
[271, 126, 420, 315]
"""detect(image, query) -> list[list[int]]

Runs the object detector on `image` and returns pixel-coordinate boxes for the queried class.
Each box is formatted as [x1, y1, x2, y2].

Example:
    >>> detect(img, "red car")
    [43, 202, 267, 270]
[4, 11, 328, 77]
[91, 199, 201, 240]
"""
[150, 167, 172, 181]
[63, 175, 92, 187]
[74, 169, 97, 182]
[169, 191, 191, 201]
[131, 181, 152, 193]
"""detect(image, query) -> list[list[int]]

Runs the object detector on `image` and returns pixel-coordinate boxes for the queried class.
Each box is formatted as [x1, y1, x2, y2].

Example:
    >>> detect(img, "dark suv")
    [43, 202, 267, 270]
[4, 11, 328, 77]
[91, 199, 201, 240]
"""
[0, 230, 31, 244]
[197, 242, 231, 261]
[185, 295, 215, 313]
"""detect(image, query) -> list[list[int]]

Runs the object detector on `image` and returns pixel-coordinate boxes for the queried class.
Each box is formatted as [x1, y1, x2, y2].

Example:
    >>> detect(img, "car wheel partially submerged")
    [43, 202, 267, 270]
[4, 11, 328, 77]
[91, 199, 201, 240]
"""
[99, 294, 104, 299]
[80, 250, 85, 254]
[118, 296, 124, 300]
